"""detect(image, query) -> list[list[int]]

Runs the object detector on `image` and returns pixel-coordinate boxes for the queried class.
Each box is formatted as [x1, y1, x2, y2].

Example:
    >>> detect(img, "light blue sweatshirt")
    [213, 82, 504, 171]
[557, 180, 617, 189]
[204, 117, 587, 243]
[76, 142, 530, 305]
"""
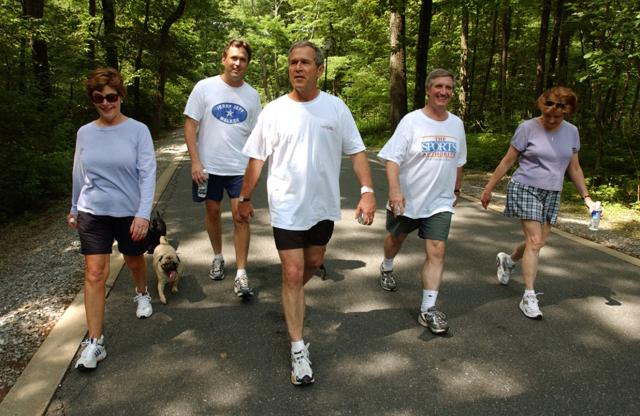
[71, 118, 156, 220]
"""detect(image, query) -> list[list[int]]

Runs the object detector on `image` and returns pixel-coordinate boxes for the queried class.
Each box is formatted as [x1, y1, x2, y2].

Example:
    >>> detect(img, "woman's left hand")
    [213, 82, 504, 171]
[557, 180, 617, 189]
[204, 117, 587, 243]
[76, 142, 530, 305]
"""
[130, 217, 150, 242]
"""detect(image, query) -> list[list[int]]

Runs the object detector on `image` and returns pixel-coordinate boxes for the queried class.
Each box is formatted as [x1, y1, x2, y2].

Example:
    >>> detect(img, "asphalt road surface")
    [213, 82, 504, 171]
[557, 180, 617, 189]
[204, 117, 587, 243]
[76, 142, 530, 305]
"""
[45, 156, 640, 415]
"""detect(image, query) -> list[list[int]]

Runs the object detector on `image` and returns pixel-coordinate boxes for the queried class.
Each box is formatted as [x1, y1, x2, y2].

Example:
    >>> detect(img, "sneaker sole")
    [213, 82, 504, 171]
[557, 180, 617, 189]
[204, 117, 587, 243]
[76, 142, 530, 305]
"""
[380, 283, 397, 292]
[290, 373, 315, 386]
[136, 311, 152, 319]
[234, 289, 254, 298]
[75, 354, 106, 371]
[210, 274, 226, 281]
[417, 315, 449, 334]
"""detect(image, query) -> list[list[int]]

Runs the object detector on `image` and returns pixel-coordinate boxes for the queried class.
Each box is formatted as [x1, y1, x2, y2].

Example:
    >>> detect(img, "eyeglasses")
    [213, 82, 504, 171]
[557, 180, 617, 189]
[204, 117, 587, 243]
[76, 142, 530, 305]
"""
[91, 93, 119, 104]
[543, 100, 566, 110]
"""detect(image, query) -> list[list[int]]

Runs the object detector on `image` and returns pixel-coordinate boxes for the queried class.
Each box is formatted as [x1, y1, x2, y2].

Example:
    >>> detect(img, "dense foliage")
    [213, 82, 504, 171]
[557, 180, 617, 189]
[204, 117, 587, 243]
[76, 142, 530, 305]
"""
[1, 0, 638, 221]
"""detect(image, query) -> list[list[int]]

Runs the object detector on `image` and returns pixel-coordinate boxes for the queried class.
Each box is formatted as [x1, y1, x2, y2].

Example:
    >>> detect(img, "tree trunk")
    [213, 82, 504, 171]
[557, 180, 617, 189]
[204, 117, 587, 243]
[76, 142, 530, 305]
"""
[557, 2, 571, 85]
[153, 0, 188, 138]
[101, 0, 118, 69]
[546, 0, 564, 89]
[87, 0, 96, 69]
[467, 4, 480, 120]
[499, 2, 511, 130]
[458, 4, 469, 120]
[413, 0, 433, 110]
[479, 2, 498, 120]
[132, 0, 151, 118]
[22, 0, 52, 98]
[535, 0, 551, 97]
[389, 0, 407, 130]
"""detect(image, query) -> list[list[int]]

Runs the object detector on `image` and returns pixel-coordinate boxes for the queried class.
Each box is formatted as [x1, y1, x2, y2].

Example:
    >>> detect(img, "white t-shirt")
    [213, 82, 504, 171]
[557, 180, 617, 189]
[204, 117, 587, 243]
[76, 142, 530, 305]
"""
[378, 109, 467, 219]
[184, 75, 261, 175]
[243, 92, 365, 230]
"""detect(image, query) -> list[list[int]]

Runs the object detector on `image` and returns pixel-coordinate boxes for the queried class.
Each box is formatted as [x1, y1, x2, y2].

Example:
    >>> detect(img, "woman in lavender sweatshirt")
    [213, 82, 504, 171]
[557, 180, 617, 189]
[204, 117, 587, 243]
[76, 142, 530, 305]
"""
[480, 87, 595, 320]
[67, 67, 156, 370]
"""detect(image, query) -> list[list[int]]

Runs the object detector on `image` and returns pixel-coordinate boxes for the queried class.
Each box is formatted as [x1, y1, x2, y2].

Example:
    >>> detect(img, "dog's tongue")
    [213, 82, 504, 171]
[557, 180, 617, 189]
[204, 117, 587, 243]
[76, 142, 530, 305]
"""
[168, 271, 177, 282]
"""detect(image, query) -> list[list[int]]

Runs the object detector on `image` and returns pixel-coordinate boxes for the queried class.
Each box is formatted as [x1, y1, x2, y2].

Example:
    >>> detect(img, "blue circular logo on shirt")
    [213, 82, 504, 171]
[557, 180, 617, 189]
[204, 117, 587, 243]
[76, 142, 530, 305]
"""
[212, 103, 248, 124]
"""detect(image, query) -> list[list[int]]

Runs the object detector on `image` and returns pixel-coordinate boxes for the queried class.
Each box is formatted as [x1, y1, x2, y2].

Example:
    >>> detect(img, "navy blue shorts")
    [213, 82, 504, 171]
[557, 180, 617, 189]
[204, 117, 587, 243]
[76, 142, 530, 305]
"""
[192, 174, 243, 202]
[272, 220, 334, 250]
[385, 210, 452, 241]
[77, 211, 147, 256]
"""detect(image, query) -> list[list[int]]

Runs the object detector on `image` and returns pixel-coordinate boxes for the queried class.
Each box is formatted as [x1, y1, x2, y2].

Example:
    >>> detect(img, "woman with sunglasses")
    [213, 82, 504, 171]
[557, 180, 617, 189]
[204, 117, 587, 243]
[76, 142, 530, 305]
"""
[67, 67, 156, 370]
[480, 86, 595, 319]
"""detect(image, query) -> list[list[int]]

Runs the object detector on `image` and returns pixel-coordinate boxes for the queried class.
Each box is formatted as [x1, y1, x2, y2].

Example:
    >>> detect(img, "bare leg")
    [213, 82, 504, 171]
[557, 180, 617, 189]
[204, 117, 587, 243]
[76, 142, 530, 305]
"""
[204, 200, 223, 255]
[383, 232, 408, 260]
[421, 239, 446, 290]
[519, 220, 552, 290]
[230, 198, 250, 270]
[124, 254, 148, 293]
[279, 245, 326, 342]
[84, 254, 110, 339]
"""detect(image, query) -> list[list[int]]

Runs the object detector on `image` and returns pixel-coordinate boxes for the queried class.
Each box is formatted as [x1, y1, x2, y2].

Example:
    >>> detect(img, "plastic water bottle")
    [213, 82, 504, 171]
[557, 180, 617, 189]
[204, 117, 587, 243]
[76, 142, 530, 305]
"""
[197, 169, 208, 198]
[588, 201, 602, 231]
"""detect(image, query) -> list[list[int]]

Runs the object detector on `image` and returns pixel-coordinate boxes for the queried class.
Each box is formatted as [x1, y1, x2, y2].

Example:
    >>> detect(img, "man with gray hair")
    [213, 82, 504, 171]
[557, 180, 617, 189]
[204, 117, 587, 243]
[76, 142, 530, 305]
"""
[376, 68, 466, 335]
[238, 41, 376, 385]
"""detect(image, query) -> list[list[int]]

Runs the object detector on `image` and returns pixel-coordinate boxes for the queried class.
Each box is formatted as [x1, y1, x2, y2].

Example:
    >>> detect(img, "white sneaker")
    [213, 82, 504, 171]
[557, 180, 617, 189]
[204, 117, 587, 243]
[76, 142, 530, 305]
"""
[75, 336, 106, 371]
[133, 288, 153, 318]
[233, 273, 254, 298]
[519, 293, 543, 319]
[496, 252, 516, 285]
[290, 343, 315, 386]
[209, 257, 225, 280]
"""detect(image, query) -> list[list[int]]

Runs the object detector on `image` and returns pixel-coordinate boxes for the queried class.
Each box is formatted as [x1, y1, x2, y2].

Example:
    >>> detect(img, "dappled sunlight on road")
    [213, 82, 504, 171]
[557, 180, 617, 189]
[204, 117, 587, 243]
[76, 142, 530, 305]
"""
[568, 297, 640, 341]
[436, 360, 526, 399]
[335, 352, 413, 378]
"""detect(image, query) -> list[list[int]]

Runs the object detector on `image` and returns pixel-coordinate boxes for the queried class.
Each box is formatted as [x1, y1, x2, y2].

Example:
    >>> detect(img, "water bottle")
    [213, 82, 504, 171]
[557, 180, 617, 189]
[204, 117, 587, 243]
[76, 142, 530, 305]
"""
[588, 201, 602, 231]
[197, 169, 208, 198]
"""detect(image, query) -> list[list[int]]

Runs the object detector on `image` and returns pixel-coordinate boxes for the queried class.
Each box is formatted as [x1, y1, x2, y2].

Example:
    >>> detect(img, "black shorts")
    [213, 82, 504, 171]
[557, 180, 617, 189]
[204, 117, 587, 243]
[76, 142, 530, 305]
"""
[77, 211, 147, 256]
[272, 220, 334, 250]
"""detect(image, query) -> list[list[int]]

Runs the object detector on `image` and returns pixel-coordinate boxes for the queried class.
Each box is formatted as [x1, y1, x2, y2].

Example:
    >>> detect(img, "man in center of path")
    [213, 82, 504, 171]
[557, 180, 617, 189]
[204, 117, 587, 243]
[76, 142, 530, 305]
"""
[238, 41, 376, 386]
[376, 68, 467, 335]
[184, 39, 261, 298]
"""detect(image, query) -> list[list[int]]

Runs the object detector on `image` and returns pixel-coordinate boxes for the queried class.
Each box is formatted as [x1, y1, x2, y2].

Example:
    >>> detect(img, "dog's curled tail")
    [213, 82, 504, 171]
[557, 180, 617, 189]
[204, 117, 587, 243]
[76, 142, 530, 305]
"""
[159, 236, 169, 245]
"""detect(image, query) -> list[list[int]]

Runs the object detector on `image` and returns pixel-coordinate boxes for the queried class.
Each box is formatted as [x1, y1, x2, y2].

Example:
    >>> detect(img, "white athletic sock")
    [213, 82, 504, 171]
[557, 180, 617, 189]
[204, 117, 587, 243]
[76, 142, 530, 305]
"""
[524, 289, 536, 298]
[236, 269, 247, 278]
[382, 258, 394, 271]
[421, 290, 438, 311]
[291, 340, 305, 353]
[214, 253, 223, 261]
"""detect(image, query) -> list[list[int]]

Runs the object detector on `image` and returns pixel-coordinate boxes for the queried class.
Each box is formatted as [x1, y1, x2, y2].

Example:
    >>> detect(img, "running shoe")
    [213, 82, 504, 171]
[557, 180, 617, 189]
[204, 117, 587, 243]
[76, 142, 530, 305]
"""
[133, 288, 153, 318]
[75, 336, 106, 371]
[379, 263, 398, 292]
[209, 257, 225, 280]
[496, 252, 516, 285]
[519, 293, 543, 319]
[418, 307, 449, 334]
[290, 344, 315, 386]
[233, 273, 254, 298]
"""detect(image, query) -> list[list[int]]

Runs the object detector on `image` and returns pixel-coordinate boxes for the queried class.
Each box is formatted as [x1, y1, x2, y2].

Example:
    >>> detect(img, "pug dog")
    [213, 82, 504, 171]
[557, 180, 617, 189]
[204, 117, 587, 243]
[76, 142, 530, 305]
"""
[152, 236, 183, 304]
[147, 211, 167, 254]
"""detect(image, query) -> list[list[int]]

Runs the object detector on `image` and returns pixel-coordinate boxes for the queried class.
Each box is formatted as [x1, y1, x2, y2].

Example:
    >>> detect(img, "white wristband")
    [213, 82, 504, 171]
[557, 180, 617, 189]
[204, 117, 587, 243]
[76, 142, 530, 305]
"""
[360, 186, 374, 195]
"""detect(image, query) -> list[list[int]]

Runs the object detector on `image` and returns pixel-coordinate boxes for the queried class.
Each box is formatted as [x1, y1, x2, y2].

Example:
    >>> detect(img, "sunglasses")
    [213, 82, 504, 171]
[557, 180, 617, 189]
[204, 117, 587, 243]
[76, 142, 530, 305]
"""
[543, 100, 566, 110]
[91, 93, 119, 104]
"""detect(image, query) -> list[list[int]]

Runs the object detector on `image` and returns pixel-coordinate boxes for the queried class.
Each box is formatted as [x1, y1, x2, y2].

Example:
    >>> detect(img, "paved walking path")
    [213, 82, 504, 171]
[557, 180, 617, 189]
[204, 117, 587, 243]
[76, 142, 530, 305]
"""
[7, 150, 640, 415]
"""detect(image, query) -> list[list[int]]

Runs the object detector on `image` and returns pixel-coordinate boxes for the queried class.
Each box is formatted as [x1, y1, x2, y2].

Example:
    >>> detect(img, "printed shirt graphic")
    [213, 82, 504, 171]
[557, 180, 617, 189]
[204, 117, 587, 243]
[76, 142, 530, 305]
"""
[184, 76, 261, 175]
[378, 109, 466, 219]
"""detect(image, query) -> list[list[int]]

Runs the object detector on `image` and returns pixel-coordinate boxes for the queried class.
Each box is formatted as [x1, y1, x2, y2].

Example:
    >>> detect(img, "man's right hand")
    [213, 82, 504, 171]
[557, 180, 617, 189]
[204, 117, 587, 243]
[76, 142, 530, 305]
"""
[238, 201, 254, 222]
[388, 189, 405, 217]
[191, 161, 206, 184]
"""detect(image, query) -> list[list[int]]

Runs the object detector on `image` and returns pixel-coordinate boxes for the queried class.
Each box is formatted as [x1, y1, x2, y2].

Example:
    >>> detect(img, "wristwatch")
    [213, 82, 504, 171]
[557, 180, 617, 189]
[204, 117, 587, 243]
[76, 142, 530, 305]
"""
[238, 195, 251, 203]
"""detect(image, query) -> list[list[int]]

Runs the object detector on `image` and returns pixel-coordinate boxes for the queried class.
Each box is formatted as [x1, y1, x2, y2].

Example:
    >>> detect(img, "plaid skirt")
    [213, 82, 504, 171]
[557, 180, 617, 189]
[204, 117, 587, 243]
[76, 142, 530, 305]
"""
[504, 180, 561, 224]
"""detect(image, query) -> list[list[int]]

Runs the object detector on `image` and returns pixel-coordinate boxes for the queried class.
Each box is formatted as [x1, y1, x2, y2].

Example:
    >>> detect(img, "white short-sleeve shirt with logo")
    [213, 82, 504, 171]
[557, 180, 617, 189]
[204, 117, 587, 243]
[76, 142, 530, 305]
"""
[242, 92, 365, 230]
[378, 109, 467, 219]
[184, 75, 261, 175]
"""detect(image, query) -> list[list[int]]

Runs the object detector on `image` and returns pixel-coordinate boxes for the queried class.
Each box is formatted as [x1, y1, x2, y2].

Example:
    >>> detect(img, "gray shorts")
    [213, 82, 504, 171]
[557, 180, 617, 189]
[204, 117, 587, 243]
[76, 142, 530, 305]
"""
[504, 180, 561, 224]
[386, 210, 452, 241]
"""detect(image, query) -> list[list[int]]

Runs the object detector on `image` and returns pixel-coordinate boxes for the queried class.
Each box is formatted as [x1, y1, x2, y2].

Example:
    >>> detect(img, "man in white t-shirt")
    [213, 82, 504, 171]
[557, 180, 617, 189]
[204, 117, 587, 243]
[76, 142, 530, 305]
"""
[238, 41, 376, 386]
[377, 68, 467, 335]
[184, 39, 261, 297]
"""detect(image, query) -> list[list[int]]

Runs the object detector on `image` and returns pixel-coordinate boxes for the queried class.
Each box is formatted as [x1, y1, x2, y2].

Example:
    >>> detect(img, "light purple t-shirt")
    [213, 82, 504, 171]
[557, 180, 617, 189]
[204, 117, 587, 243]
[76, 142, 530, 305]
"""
[510, 118, 580, 191]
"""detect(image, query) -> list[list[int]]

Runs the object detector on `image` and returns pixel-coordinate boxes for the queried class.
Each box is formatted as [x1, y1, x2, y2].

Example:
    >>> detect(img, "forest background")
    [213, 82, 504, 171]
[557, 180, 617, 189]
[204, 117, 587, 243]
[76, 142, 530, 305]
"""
[1, 0, 639, 222]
